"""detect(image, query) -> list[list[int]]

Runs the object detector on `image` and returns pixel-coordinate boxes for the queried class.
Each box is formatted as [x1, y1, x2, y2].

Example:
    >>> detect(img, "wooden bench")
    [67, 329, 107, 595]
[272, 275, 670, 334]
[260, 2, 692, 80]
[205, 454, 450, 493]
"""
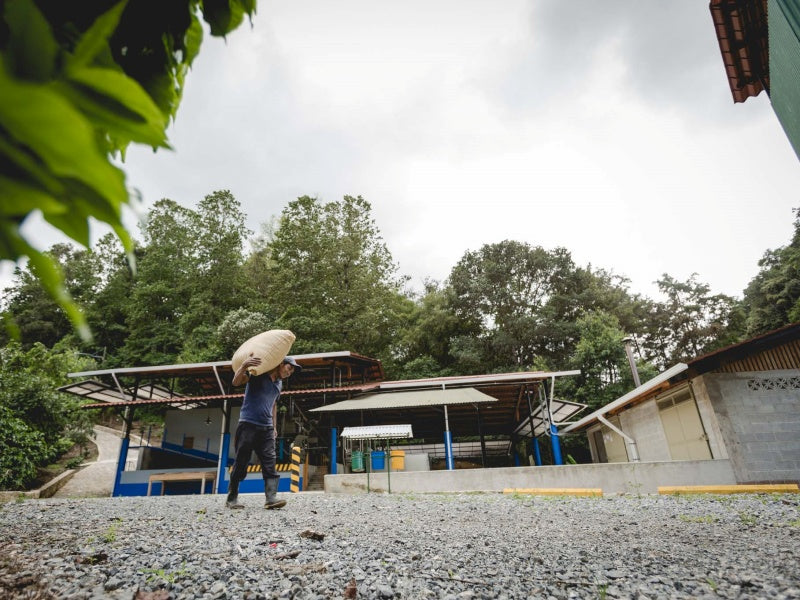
[146, 471, 217, 496]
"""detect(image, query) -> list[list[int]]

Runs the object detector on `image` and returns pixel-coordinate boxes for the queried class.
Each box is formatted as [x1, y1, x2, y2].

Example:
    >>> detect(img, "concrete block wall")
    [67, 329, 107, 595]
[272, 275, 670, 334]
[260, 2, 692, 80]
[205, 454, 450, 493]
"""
[618, 399, 672, 462]
[702, 371, 800, 484]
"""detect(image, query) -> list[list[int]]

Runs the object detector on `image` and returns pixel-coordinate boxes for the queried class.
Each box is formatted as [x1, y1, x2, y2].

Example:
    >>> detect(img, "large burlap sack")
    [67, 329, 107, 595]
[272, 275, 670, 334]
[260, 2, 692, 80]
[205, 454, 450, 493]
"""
[231, 329, 296, 376]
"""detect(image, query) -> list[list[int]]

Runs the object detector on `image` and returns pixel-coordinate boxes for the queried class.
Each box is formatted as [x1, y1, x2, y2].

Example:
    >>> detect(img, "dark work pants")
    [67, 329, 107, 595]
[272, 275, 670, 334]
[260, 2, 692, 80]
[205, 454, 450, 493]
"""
[230, 421, 279, 489]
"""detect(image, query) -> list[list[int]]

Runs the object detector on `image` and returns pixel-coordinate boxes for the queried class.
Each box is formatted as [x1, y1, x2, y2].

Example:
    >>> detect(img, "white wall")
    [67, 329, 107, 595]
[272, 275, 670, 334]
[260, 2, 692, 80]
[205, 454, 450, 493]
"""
[164, 407, 244, 459]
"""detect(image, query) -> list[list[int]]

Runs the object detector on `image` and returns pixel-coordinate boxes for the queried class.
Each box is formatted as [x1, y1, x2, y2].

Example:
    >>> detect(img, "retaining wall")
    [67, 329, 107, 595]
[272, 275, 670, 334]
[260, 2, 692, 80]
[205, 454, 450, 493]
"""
[324, 459, 737, 495]
[0, 469, 77, 502]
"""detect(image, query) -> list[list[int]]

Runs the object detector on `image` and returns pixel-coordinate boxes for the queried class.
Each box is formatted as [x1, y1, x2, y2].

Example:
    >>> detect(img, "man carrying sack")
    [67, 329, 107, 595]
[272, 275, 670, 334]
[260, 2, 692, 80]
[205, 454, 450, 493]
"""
[226, 354, 302, 509]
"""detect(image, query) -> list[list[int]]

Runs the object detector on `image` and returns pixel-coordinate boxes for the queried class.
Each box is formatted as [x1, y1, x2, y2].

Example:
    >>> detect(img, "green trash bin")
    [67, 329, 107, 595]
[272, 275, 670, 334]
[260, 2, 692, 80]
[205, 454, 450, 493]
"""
[351, 450, 365, 472]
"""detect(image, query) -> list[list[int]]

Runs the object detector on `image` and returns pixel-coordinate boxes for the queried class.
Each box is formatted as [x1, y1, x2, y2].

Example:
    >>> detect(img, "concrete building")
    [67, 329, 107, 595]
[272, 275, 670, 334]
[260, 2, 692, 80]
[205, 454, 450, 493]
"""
[562, 323, 800, 485]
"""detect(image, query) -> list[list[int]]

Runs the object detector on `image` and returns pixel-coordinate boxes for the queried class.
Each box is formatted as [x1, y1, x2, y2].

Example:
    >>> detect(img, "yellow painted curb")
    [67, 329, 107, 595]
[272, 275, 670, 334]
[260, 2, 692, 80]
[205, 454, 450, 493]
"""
[503, 488, 603, 497]
[658, 484, 799, 495]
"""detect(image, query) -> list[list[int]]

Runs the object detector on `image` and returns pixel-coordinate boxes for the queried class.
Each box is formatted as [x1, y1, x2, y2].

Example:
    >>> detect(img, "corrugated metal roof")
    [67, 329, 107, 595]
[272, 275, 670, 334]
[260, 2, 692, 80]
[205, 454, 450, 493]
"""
[310, 387, 497, 412]
[341, 424, 413, 439]
[379, 370, 580, 390]
[514, 398, 587, 437]
[78, 383, 381, 409]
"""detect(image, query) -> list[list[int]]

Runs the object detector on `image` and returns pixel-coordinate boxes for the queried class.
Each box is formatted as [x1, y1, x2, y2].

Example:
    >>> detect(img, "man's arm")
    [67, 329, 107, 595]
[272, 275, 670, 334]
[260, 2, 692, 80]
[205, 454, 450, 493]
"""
[273, 402, 279, 440]
[232, 355, 261, 387]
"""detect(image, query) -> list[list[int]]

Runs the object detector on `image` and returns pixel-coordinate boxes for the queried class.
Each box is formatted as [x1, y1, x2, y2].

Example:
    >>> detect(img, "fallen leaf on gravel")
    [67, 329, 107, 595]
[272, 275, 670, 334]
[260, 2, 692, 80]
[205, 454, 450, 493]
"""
[344, 576, 357, 598]
[272, 550, 301, 560]
[299, 529, 325, 541]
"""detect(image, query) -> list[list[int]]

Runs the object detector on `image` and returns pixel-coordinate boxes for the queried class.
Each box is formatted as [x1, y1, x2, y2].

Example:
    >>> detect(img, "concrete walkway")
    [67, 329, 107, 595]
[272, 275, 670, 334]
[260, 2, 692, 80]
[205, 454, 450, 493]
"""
[54, 426, 125, 498]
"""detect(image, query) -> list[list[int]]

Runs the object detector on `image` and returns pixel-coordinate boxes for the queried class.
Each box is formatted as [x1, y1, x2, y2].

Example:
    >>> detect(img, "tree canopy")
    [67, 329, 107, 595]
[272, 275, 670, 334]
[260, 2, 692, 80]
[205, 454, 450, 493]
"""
[265, 195, 413, 360]
[0, 0, 256, 339]
[742, 209, 800, 335]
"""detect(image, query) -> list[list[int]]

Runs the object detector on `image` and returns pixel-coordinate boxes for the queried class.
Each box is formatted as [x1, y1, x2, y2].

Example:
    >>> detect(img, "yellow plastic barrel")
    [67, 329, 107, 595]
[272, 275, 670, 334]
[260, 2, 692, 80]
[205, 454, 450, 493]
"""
[390, 450, 405, 470]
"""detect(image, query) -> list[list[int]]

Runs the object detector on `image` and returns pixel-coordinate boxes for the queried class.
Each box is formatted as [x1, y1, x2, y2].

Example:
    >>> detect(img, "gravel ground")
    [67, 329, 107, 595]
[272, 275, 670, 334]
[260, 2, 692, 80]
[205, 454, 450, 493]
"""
[1, 491, 799, 599]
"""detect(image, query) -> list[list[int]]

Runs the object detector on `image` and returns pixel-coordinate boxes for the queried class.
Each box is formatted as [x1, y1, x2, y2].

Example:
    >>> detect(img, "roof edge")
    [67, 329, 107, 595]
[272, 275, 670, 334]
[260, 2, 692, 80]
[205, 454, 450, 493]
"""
[561, 363, 688, 433]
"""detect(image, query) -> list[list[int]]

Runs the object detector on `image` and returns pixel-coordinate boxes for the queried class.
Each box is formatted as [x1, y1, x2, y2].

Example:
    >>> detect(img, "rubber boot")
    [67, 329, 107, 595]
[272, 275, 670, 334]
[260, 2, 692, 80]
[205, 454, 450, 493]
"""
[264, 477, 287, 510]
[226, 481, 244, 509]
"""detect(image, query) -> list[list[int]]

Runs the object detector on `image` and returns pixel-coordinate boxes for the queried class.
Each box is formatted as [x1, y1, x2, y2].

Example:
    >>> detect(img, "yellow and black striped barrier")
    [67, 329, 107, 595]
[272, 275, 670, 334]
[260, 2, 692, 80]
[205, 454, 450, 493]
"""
[229, 464, 292, 473]
[290, 445, 302, 493]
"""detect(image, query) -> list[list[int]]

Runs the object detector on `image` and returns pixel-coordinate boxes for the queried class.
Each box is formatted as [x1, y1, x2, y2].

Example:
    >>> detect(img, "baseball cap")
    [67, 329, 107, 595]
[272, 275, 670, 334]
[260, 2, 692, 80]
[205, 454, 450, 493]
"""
[282, 356, 302, 372]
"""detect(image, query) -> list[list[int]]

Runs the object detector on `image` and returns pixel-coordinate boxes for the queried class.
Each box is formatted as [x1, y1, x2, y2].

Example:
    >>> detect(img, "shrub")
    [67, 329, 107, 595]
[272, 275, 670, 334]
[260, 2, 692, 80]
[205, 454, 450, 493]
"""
[0, 405, 48, 489]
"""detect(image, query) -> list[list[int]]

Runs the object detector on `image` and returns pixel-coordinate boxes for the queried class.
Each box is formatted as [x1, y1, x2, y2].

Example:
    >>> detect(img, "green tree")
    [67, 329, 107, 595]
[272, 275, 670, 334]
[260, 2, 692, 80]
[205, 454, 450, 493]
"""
[0, 0, 257, 338]
[448, 241, 574, 371]
[0, 341, 95, 489]
[563, 311, 655, 412]
[215, 308, 276, 360]
[176, 190, 252, 361]
[243, 218, 278, 299]
[447, 241, 632, 372]
[641, 273, 743, 368]
[1, 243, 103, 348]
[388, 280, 474, 378]
[119, 199, 198, 365]
[118, 191, 253, 365]
[76, 233, 135, 361]
[0, 403, 47, 489]
[742, 209, 800, 334]
[266, 195, 410, 359]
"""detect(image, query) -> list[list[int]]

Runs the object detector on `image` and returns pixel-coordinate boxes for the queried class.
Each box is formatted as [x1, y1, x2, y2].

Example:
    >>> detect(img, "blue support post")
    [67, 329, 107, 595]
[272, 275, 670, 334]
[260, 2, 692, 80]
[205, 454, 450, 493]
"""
[330, 427, 338, 475]
[279, 438, 285, 462]
[444, 430, 455, 470]
[550, 424, 563, 465]
[216, 432, 231, 494]
[112, 437, 129, 497]
[532, 437, 542, 466]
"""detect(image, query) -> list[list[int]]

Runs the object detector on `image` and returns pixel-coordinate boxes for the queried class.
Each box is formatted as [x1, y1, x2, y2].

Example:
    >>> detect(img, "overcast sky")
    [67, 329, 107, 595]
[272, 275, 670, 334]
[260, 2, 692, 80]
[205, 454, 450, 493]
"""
[12, 0, 800, 299]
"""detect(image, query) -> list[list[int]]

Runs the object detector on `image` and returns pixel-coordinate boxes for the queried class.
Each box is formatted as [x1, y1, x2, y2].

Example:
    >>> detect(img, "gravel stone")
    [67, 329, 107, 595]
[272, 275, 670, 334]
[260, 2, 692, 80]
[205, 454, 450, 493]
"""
[0, 493, 799, 599]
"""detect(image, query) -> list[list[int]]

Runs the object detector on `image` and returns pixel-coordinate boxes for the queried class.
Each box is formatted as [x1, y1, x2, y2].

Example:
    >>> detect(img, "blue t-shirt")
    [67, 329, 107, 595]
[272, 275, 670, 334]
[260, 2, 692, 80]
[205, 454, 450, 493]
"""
[239, 373, 282, 427]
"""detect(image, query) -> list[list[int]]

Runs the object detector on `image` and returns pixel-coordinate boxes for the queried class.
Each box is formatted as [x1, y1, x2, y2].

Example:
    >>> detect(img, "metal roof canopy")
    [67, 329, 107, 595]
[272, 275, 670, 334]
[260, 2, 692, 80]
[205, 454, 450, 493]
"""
[61, 351, 384, 406]
[341, 424, 413, 440]
[59, 379, 182, 404]
[378, 370, 580, 390]
[515, 398, 587, 437]
[75, 383, 383, 410]
[561, 363, 689, 433]
[310, 387, 497, 413]
[64, 351, 380, 379]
